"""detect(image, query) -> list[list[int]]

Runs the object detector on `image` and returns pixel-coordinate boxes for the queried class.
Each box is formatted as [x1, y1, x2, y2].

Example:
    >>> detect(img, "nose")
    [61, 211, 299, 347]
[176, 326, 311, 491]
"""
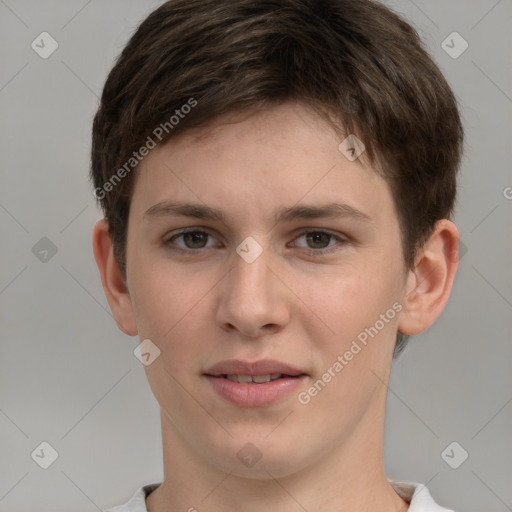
[216, 244, 290, 338]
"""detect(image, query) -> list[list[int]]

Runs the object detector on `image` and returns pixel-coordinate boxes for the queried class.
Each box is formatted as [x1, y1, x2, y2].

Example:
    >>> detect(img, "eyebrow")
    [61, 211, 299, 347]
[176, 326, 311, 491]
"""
[143, 201, 372, 224]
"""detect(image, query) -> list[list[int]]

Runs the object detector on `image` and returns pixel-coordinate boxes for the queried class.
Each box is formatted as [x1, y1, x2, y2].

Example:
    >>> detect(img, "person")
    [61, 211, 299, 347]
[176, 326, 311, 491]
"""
[90, 0, 463, 510]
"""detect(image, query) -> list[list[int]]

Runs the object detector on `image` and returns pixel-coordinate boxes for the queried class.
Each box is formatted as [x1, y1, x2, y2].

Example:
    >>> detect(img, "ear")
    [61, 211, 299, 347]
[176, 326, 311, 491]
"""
[397, 219, 459, 336]
[92, 219, 138, 336]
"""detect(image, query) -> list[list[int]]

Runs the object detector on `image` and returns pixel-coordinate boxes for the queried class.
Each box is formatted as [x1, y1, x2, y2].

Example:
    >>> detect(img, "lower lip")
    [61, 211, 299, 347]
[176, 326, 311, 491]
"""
[205, 375, 306, 407]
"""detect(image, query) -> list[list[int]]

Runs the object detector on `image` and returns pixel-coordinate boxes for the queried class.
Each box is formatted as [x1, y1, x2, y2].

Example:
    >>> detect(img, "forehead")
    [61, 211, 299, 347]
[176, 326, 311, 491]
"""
[129, 102, 395, 227]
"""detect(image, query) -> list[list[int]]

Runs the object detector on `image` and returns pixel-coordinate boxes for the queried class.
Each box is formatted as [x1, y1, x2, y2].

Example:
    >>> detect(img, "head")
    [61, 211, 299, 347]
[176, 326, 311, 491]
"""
[91, 0, 463, 479]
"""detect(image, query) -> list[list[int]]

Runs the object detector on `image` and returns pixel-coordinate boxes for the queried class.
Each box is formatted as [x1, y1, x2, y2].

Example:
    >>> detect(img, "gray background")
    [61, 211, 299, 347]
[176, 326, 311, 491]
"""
[0, 1, 511, 511]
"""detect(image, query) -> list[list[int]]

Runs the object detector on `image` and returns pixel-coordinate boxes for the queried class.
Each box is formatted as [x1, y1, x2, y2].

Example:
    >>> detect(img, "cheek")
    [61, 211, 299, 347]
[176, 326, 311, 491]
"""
[129, 267, 210, 408]
[130, 248, 195, 328]
[297, 267, 388, 335]
[128, 258, 217, 363]
[298, 270, 401, 416]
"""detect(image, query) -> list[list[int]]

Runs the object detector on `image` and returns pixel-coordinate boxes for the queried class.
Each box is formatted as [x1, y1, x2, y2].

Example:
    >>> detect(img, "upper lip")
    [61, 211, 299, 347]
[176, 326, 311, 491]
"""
[204, 359, 306, 377]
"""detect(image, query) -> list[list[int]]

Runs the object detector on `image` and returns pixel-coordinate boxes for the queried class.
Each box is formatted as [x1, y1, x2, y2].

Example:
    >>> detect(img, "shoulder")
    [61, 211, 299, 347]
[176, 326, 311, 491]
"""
[103, 483, 162, 512]
[389, 479, 455, 512]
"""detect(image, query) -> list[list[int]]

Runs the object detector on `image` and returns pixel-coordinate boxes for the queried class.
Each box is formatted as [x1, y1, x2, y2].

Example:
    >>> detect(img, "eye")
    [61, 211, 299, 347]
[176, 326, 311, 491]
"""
[163, 228, 347, 255]
[291, 230, 346, 254]
[165, 229, 219, 251]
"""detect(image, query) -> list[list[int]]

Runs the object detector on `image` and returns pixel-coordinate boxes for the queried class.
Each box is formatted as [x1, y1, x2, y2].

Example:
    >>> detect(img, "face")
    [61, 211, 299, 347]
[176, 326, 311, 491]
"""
[124, 102, 409, 477]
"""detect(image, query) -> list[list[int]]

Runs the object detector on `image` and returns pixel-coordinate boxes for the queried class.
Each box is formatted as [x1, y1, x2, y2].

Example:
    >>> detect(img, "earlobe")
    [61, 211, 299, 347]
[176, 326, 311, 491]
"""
[92, 219, 138, 336]
[397, 219, 459, 336]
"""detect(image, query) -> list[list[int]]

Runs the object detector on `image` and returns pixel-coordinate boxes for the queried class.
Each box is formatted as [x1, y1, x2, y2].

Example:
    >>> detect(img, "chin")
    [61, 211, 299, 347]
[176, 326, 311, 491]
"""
[204, 434, 311, 479]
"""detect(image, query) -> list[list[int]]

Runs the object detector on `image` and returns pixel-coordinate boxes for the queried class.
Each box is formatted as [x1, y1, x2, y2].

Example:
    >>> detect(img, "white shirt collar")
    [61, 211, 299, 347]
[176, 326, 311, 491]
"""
[104, 480, 454, 512]
[389, 480, 454, 511]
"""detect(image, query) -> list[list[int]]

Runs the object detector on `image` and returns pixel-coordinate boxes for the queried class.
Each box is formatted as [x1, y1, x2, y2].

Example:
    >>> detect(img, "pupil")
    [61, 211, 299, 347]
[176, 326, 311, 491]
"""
[307, 232, 330, 248]
[185, 232, 207, 248]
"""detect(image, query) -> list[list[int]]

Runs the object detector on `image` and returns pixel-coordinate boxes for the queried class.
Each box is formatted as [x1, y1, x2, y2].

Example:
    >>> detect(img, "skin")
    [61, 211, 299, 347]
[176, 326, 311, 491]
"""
[93, 101, 459, 512]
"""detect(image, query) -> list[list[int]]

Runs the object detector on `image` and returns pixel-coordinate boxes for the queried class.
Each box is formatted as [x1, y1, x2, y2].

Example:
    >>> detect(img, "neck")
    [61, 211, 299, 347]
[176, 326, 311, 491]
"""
[146, 393, 409, 512]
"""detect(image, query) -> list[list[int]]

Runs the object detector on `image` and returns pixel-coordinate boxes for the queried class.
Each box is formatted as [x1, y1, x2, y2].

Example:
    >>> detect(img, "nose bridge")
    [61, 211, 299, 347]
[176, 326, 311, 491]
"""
[230, 239, 274, 303]
[217, 237, 289, 335]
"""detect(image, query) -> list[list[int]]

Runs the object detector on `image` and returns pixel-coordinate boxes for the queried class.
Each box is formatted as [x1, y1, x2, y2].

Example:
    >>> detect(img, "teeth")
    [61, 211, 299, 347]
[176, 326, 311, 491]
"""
[252, 375, 271, 383]
[225, 374, 283, 383]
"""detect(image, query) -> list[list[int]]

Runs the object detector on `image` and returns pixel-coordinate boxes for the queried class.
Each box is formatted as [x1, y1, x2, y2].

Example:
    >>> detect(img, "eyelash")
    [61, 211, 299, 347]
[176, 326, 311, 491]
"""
[163, 228, 348, 256]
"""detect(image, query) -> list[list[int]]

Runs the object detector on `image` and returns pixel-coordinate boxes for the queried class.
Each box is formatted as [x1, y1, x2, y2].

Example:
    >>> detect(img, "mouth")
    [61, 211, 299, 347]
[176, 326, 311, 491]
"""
[204, 358, 306, 377]
[216, 373, 300, 384]
[203, 359, 307, 407]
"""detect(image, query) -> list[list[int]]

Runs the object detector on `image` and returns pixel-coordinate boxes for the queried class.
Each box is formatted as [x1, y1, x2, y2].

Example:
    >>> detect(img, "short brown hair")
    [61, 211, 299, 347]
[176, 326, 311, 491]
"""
[90, 0, 464, 356]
